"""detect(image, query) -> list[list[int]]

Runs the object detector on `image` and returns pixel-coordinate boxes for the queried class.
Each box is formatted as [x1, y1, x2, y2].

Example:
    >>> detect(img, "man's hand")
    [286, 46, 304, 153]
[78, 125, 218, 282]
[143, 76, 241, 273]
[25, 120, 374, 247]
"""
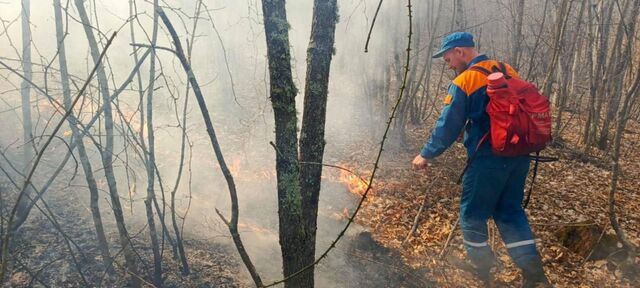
[412, 155, 429, 170]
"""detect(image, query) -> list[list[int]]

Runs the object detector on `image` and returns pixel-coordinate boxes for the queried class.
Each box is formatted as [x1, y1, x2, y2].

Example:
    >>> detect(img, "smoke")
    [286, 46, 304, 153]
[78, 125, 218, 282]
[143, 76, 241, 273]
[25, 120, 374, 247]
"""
[0, 0, 526, 285]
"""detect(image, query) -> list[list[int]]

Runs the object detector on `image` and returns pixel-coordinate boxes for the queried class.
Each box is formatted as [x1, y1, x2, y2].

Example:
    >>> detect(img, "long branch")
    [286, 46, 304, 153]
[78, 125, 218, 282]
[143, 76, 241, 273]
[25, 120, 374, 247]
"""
[156, 7, 263, 287]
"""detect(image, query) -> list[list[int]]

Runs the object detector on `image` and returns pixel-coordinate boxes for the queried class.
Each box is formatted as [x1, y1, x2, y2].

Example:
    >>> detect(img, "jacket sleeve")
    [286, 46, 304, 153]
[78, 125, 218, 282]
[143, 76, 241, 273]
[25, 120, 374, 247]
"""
[420, 84, 468, 159]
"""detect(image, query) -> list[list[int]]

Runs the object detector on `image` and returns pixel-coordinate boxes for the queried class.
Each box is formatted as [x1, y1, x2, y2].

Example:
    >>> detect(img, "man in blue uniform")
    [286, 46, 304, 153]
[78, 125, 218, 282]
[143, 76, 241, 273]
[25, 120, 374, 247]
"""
[411, 32, 550, 287]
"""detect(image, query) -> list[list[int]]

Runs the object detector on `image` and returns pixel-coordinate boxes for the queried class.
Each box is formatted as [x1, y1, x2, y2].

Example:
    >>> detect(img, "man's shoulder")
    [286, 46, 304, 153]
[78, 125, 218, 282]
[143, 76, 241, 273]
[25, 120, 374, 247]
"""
[452, 67, 488, 96]
[453, 60, 519, 96]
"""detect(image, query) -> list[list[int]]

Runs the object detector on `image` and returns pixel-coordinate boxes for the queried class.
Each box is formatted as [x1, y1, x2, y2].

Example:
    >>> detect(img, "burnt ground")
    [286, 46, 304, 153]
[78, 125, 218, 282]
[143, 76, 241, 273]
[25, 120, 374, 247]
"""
[3, 183, 243, 288]
[0, 176, 432, 287]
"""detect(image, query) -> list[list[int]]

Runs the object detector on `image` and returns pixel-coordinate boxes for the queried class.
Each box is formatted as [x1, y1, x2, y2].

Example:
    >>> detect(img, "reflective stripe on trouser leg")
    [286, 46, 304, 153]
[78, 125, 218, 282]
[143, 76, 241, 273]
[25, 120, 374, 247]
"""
[506, 238, 540, 271]
[459, 156, 510, 272]
[492, 156, 542, 269]
[462, 237, 494, 273]
[506, 239, 535, 249]
[463, 240, 488, 247]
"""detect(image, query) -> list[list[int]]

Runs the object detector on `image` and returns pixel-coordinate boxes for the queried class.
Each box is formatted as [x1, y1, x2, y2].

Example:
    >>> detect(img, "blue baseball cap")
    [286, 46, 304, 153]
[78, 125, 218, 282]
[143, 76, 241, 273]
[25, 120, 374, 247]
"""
[432, 32, 475, 58]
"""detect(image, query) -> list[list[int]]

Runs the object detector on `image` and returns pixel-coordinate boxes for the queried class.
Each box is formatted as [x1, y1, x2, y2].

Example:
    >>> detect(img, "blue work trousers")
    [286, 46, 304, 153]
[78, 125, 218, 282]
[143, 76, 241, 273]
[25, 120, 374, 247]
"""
[459, 154, 540, 272]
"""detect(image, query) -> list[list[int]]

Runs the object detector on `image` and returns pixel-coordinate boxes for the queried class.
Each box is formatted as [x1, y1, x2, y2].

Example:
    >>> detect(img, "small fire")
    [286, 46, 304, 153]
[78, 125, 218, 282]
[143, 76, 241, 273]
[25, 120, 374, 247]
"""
[237, 222, 274, 235]
[339, 169, 371, 196]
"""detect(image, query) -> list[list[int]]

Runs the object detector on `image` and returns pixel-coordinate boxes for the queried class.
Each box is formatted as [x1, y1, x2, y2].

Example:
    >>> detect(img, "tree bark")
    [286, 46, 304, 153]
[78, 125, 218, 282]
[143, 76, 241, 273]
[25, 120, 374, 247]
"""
[260, 1, 307, 286]
[74, 1, 139, 285]
[297, 0, 338, 287]
[418, 0, 444, 120]
[144, 1, 163, 285]
[542, 0, 572, 98]
[553, 0, 585, 139]
[609, 48, 640, 265]
[454, 0, 465, 30]
[598, 0, 636, 150]
[14, 0, 36, 235]
[511, 0, 525, 69]
[584, 1, 614, 150]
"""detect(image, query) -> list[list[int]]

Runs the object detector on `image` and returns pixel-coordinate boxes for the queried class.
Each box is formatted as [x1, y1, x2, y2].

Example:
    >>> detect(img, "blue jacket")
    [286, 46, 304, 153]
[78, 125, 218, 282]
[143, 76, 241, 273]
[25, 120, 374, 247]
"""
[420, 55, 519, 159]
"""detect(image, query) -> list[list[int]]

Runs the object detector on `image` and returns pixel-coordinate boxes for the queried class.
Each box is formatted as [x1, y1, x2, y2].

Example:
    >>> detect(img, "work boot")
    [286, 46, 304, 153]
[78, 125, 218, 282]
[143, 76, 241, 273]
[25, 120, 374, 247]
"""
[469, 259, 495, 288]
[475, 268, 495, 288]
[521, 257, 551, 288]
[522, 276, 551, 288]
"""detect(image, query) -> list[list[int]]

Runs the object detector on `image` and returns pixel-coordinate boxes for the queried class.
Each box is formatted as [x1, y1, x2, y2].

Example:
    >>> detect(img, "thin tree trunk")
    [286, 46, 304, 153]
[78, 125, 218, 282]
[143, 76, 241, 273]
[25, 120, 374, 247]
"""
[144, 1, 162, 285]
[554, 0, 585, 139]
[598, 0, 636, 150]
[585, 1, 614, 150]
[167, 0, 205, 276]
[74, 1, 140, 285]
[568, 20, 585, 110]
[297, 0, 338, 287]
[454, 0, 465, 30]
[525, 0, 550, 81]
[259, 1, 307, 286]
[418, 0, 443, 120]
[542, 0, 572, 98]
[53, 0, 114, 274]
[609, 55, 640, 265]
[129, 0, 144, 216]
[511, 0, 525, 69]
[157, 7, 263, 286]
[14, 0, 36, 234]
[583, 0, 596, 148]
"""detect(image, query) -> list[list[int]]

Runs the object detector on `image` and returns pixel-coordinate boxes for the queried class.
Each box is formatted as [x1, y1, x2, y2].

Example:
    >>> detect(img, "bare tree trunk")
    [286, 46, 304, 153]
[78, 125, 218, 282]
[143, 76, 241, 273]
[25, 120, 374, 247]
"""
[542, 0, 572, 98]
[511, 0, 525, 69]
[418, 0, 443, 120]
[143, 1, 163, 285]
[395, 15, 421, 137]
[609, 54, 640, 267]
[297, 1, 338, 287]
[584, 1, 614, 151]
[53, 0, 114, 274]
[583, 0, 596, 148]
[259, 1, 307, 286]
[14, 0, 36, 234]
[568, 19, 586, 110]
[129, 0, 145, 217]
[598, 0, 636, 150]
[166, 0, 206, 276]
[74, 1, 139, 285]
[454, 0, 465, 30]
[554, 0, 585, 139]
[157, 7, 263, 286]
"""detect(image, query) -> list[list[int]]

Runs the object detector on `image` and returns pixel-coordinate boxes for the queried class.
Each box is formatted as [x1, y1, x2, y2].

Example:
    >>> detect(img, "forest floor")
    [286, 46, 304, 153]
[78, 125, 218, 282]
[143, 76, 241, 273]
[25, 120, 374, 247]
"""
[2, 109, 639, 287]
[338, 111, 640, 288]
[2, 185, 245, 288]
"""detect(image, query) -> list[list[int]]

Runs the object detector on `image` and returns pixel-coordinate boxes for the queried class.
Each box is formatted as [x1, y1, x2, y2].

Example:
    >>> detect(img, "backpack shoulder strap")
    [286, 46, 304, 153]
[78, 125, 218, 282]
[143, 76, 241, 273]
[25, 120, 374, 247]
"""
[468, 65, 491, 75]
[468, 61, 512, 79]
[497, 62, 511, 79]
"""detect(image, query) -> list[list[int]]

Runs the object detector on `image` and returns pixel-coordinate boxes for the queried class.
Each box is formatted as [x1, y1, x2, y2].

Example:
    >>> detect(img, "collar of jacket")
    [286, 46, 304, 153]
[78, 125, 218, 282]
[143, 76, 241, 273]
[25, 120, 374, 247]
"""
[465, 54, 489, 70]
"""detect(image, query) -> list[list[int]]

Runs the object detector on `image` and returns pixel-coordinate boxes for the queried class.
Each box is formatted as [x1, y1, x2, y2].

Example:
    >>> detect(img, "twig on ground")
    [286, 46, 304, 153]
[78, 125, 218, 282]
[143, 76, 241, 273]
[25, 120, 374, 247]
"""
[439, 216, 459, 259]
[403, 176, 440, 245]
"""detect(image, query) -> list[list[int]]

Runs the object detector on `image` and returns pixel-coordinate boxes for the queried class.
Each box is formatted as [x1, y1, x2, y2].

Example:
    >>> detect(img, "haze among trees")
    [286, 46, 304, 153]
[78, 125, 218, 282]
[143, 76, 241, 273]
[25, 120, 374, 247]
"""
[0, 0, 638, 287]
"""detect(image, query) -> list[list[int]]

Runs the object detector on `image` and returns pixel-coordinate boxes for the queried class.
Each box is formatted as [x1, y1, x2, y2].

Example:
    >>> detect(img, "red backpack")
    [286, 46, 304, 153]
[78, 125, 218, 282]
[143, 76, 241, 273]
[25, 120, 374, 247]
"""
[469, 63, 552, 157]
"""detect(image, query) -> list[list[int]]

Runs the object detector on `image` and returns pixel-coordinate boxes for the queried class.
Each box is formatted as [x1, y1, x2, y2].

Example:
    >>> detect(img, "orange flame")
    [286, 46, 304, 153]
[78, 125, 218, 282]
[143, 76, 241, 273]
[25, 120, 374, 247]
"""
[338, 169, 370, 196]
